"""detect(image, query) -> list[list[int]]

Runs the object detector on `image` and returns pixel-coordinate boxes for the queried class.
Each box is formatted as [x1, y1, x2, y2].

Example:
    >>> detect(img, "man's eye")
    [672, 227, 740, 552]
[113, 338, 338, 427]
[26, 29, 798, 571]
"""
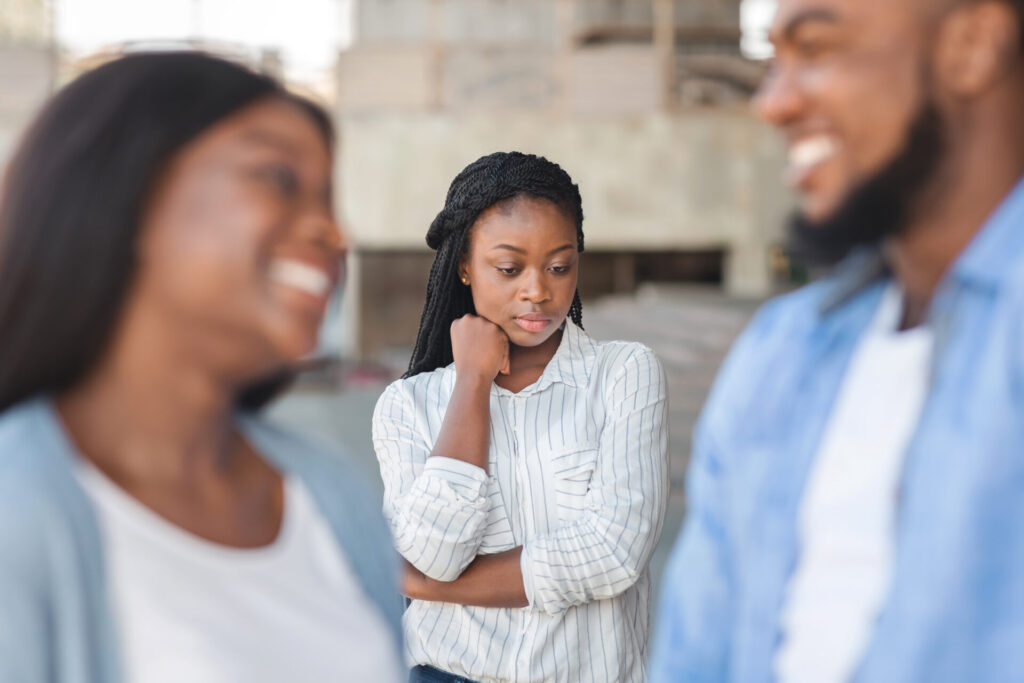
[794, 35, 834, 60]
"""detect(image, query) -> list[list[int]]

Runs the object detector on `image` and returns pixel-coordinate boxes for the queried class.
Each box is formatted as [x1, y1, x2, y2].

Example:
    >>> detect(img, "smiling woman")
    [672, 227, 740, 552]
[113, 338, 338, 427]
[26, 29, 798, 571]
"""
[0, 52, 402, 683]
[372, 152, 670, 683]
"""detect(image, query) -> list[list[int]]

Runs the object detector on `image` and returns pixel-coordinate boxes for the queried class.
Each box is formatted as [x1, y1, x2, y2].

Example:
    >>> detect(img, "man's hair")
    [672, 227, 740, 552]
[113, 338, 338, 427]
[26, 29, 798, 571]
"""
[1016, 0, 1024, 52]
[404, 151, 585, 379]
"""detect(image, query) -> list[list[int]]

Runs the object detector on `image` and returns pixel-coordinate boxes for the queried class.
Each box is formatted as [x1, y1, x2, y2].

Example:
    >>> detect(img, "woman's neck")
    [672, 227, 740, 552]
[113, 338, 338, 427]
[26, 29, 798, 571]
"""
[496, 327, 564, 393]
[56, 308, 241, 485]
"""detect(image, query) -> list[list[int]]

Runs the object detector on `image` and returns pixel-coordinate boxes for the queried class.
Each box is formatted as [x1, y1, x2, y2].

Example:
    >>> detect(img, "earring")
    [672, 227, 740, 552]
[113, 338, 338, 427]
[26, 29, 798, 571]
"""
[461, 277, 469, 285]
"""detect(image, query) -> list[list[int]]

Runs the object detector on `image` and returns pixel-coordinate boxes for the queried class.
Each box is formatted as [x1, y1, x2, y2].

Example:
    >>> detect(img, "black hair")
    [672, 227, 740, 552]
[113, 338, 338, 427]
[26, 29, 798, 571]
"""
[1013, 0, 1024, 53]
[0, 51, 332, 414]
[404, 151, 585, 379]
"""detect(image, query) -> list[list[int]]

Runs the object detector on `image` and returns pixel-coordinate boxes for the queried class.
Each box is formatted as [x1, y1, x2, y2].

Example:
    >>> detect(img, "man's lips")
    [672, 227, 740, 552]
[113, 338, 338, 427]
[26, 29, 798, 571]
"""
[513, 315, 552, 333]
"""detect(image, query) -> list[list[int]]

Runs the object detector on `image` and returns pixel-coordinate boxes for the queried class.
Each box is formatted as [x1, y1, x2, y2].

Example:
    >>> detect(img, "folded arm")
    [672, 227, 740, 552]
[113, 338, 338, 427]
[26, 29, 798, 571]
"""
[406, 347, 670, 614]
[373, 379, 493, 582]
[521, 347, 669, 614]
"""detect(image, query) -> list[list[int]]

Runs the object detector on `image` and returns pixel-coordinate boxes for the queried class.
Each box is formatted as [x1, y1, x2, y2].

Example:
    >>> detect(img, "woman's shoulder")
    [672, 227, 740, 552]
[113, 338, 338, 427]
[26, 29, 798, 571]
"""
[0, 397, 73, 487]
[0, 399, 95, 584]
[588, 336, 663, 383]
[238, 414, 388, 560]
[234, 412, 404, 644]
[373, 365, 455, 417]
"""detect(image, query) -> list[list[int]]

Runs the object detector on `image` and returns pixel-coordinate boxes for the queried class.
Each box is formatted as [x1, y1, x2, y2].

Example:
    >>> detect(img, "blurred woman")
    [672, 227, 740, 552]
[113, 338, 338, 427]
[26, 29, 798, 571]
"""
[0, 52, 403, 683]
[372, 152, 670, 682]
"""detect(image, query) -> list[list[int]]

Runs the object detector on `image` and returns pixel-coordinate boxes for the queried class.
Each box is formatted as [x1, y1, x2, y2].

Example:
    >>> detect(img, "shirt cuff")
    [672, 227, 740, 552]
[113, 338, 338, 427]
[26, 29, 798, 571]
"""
[422, 457, 489, 497]
[520, 542, 539, 610]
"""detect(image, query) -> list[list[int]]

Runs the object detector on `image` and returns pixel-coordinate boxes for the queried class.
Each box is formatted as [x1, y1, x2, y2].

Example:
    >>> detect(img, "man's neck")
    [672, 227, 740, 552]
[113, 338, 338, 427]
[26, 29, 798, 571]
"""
[889, 105, 1024, 328]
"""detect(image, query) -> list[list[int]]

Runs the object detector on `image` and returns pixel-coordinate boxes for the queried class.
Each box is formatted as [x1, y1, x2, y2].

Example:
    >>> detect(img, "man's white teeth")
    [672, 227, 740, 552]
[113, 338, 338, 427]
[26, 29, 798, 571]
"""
[270, 260, 330, 297]
[790, 136, 837, 170]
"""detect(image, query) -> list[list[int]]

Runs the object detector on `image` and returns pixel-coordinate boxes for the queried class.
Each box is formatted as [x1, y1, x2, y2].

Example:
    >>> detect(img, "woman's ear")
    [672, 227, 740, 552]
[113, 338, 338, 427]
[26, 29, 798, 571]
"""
[458, 256, 469, 286]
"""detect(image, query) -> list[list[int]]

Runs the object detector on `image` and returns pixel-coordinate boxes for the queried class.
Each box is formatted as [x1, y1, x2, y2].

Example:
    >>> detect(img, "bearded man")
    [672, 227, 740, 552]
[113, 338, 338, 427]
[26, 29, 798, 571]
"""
[650, 1, 1024, 681]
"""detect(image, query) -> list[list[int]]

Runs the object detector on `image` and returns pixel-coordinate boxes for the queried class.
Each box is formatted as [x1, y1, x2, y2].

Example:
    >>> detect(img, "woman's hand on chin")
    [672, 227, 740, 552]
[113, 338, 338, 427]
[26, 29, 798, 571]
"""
[450, 314, 510, 381]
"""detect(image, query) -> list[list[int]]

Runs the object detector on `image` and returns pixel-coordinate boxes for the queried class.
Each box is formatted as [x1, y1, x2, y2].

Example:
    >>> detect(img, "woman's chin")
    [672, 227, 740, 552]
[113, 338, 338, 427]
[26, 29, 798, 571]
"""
[504, 325, 561, 350]
[264, 328, 320, 366]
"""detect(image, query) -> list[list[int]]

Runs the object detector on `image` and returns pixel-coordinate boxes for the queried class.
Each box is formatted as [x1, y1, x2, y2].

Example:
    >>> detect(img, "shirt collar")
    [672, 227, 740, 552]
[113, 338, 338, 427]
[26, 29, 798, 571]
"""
[948, 173, 1024, 289]
[819, 173, 1024, 315]
[818, 247, 890, 316]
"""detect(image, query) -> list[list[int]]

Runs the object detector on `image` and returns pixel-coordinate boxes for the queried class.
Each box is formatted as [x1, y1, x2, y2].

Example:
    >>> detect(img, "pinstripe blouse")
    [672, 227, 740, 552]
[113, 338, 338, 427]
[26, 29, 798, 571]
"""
[372, 322, 669, 683]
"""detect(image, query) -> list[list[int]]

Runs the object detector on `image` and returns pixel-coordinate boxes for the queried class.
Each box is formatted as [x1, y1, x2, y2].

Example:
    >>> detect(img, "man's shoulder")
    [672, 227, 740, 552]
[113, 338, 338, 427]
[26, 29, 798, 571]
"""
[734, 279, 836, 357]
[763, 276, 843, 320]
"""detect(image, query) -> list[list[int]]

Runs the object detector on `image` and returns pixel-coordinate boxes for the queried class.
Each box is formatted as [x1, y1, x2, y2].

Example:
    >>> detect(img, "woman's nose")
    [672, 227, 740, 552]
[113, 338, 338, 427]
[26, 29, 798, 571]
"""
[298, 204, 348, 258]
[518, 270, 550, 303]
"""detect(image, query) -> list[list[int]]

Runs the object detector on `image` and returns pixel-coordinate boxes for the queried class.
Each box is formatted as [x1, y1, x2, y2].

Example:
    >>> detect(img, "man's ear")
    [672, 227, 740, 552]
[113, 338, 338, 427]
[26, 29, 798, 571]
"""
[933, 0, 1020, 97]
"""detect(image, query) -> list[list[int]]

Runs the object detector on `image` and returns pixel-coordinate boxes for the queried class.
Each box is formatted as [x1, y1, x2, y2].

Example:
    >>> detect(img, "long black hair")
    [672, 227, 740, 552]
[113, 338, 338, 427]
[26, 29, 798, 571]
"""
[0, 51, 332, 414]
[404, 151, 585, 378]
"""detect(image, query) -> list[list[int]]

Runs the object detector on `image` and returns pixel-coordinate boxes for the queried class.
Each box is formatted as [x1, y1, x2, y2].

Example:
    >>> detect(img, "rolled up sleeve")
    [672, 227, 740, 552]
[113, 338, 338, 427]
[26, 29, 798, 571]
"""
[521, 346, 670, 615]
[372, 382, 490, 582]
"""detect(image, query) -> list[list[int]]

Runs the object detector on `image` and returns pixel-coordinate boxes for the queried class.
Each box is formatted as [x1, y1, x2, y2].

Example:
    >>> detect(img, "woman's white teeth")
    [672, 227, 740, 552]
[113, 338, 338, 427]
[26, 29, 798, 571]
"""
[270, 260, 330, 297]
[790, 136, 837, 170]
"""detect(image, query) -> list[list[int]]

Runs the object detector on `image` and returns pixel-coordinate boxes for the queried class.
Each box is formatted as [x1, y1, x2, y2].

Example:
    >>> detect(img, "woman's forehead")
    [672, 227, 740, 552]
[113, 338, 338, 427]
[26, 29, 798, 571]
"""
[471, 196, 576, 247]
[183, 97, 330, 164]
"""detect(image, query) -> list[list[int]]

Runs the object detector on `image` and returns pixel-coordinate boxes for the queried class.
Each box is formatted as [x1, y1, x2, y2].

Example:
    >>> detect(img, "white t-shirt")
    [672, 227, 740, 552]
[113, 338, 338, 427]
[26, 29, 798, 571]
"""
[76, 463, 403, 683]
[775, 283, 934, 683]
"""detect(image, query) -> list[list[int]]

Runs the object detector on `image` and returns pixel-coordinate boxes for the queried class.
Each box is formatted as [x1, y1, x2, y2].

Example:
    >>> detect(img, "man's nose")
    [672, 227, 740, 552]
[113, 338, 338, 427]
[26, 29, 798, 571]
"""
[753, 62, 807, 129]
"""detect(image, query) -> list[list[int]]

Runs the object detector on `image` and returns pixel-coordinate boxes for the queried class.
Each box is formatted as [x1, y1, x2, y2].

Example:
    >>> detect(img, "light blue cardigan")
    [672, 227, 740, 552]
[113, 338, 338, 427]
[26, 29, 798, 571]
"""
[0, 398, 404, 683]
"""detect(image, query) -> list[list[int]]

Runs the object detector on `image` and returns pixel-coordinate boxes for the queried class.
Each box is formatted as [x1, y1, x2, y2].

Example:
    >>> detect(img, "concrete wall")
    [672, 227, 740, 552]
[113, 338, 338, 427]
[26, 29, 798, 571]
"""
[334, 108, 789, 355]
[0, 0, 49, 44]
[0, 44, 53, 164]
[354, 0, 742, 46]
[338, 109, 787, 275]
[575, 0, 741, 31]
[334, 0, 783, 359]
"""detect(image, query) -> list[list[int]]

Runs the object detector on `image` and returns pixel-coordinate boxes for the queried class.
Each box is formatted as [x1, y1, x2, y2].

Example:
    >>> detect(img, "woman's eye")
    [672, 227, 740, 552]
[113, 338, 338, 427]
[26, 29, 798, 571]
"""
[258, 165, 299, 196]
[550, 265, 570, 274]
[497, 267, 520, 276]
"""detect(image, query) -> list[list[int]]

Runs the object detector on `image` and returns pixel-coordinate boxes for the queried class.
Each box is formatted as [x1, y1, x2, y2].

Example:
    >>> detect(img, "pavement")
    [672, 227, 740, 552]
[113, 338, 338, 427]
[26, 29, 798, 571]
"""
[268, 284, 760, 626]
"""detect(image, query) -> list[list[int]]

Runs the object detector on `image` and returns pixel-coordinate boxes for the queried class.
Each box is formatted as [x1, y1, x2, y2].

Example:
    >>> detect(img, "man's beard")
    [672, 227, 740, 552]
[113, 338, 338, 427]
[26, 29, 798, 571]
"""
[787, 102, 946, 267]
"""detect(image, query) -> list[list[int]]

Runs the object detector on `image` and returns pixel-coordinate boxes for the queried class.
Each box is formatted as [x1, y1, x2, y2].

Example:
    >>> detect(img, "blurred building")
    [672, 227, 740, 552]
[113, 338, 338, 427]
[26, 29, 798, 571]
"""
[335, 0, 789, 359]
[0, 0, 55, 163]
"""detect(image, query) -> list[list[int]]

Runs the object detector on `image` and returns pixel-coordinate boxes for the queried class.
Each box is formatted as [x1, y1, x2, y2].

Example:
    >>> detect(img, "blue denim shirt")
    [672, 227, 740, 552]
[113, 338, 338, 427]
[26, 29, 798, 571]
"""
[649, 176, 1024, 683]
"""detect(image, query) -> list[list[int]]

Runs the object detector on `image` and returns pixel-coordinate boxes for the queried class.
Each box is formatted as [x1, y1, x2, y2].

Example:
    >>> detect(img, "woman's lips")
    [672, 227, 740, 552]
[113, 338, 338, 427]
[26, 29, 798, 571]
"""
[268, 258, 340, 312]
[513, 315, 552, 333]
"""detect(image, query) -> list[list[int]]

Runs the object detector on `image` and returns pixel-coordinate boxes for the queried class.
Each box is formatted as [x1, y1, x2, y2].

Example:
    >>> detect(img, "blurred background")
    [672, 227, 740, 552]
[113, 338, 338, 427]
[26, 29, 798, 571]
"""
[1, 0, 788, 609]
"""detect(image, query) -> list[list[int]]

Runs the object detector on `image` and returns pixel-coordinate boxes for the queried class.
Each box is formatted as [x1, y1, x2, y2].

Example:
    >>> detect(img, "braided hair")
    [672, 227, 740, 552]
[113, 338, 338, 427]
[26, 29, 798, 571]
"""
[404, 151, 585, 378]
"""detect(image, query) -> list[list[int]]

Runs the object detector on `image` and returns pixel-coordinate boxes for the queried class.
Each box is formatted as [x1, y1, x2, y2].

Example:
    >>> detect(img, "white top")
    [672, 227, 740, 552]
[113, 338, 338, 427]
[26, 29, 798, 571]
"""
[76, 463, 404, 683]
[775, 283, 934, 683]
[372, 322, 669, 683]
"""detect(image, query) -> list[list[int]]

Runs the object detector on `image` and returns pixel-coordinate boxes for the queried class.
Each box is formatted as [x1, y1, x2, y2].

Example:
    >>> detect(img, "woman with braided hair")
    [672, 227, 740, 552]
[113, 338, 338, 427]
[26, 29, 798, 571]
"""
[372, 151, 670, 682]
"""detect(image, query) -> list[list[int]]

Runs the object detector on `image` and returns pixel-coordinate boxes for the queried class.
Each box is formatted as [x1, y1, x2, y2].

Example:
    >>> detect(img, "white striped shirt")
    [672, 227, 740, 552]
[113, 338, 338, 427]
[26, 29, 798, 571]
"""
[372, 322, 669, 683]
